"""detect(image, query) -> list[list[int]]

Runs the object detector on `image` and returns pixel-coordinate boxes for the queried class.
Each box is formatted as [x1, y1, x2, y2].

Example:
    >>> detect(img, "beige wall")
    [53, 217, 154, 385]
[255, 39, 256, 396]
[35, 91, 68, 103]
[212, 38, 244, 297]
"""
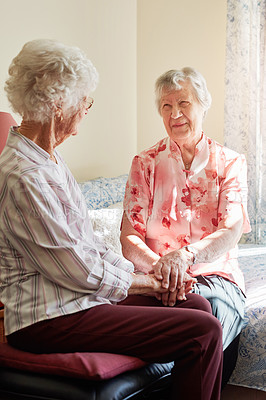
[137, 0, 227, 152]
[0, 0, 137, 181]
[0, 0, 227, 181]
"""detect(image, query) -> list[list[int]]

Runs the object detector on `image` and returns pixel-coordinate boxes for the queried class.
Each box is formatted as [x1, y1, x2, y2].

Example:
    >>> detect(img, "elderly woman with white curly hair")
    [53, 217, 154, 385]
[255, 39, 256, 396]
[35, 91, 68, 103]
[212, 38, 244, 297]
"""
[0, 40, 224, 400]
[121, 67, 251, 387]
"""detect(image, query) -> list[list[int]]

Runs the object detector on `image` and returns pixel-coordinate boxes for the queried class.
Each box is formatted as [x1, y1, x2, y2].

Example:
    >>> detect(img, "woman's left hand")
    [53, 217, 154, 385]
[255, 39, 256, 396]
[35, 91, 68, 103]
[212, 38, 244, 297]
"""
[153, 248, 193, 293]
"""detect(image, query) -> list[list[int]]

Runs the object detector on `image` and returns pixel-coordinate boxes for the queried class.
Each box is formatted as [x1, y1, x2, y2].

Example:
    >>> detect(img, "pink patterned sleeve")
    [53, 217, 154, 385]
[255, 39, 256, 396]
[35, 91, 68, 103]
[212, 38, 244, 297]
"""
[123, 155, 152, 238]
[218, 153, 251, 233]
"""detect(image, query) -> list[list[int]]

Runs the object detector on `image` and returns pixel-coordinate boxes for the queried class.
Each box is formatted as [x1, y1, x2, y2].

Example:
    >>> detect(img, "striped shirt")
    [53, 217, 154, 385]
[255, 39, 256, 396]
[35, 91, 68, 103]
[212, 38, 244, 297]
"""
[0, 129, 133, 335]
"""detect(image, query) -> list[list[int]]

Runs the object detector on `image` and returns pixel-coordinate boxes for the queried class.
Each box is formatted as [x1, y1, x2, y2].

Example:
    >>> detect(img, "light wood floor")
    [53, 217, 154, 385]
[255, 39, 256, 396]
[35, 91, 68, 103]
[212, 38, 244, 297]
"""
[221, 384, 266, 400]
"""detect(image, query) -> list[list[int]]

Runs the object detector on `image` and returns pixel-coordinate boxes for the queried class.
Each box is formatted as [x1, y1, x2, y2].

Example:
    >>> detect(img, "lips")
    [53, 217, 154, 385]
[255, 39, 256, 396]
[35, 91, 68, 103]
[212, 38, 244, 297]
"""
[171, 122, 186, 128]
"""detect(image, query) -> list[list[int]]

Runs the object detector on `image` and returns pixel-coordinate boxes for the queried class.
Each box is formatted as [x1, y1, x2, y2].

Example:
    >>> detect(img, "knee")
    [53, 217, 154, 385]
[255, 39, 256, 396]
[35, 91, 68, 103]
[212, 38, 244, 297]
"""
[209, 295, 244, 321]
[186, 293, 212, 314]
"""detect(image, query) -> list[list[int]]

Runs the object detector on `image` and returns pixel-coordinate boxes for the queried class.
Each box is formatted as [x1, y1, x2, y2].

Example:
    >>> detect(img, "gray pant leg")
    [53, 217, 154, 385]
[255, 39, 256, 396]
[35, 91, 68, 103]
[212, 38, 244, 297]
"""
[192, 275, 245, 350]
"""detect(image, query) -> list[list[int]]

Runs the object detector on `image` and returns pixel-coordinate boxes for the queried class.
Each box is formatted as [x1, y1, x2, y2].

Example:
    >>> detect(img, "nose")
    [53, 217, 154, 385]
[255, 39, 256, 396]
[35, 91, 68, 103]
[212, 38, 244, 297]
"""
[171, 105, 183, 119]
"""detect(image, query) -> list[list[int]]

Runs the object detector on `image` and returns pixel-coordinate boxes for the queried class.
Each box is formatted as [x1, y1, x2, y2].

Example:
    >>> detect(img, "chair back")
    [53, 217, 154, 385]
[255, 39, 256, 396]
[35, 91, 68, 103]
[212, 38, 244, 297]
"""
[0, 112, 17, 155]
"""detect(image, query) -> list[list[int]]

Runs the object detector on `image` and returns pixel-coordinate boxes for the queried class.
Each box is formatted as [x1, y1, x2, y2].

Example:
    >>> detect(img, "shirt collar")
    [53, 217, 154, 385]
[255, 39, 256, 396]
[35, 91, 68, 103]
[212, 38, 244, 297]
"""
[7, 128, 54, 164]
[169, 133, 209, 175]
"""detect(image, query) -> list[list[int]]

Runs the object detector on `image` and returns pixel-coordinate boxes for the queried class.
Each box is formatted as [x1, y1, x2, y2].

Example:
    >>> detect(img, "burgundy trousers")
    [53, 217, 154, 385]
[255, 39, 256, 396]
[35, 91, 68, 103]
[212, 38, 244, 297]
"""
[8, 293, 223, 400]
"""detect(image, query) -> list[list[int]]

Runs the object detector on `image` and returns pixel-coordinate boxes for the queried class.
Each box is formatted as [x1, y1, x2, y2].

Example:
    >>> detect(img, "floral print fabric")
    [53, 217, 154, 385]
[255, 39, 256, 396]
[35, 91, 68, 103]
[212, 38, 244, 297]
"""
[124, 134, 251, 293]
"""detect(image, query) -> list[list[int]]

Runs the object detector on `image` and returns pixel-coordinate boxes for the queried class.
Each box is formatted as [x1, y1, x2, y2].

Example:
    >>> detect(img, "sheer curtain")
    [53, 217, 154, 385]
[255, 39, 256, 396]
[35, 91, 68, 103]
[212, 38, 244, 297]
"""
[224, 0, 266, 244]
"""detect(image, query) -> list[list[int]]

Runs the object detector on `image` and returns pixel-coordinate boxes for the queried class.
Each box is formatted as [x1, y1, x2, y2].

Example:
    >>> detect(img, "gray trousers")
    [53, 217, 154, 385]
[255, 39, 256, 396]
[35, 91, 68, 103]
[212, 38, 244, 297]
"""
[192, 275, 245, 350]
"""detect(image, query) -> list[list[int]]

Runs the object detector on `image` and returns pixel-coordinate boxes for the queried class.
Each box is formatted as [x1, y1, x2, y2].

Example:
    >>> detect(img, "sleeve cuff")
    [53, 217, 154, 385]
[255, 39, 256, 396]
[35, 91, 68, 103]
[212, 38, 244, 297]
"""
[93, 260, 133, 302]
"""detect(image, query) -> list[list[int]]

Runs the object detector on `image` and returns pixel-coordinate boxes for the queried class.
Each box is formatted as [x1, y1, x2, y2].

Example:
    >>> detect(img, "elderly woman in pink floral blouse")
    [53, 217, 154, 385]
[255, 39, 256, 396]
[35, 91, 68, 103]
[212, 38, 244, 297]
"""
[121, 67, 251, 387]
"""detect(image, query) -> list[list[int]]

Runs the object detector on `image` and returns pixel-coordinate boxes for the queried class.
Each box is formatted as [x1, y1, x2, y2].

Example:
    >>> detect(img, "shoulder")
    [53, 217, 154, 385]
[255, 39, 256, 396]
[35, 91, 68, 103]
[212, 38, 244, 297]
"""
[136, 137, 169, 162]
[205, 136, 247, 183]
[0, 149, 60, 201]
[206, 135, 245, 163]
[128, 138, 169, 186]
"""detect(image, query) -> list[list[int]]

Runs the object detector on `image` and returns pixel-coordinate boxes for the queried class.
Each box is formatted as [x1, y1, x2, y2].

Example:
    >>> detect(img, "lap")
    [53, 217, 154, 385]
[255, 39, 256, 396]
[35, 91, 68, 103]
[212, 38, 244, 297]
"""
[7, 293, 218, 358]
[120, 292, 212, 312]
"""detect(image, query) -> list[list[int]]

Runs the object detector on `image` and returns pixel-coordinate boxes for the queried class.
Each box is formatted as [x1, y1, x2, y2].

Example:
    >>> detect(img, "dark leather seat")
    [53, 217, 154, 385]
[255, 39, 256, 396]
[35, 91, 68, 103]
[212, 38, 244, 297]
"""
[0, 362, 173, 400]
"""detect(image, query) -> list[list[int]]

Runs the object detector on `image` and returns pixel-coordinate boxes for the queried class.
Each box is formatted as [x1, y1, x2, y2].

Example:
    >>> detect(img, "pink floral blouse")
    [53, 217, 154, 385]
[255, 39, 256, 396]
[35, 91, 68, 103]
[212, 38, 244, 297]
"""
[124, 134, 251, 293]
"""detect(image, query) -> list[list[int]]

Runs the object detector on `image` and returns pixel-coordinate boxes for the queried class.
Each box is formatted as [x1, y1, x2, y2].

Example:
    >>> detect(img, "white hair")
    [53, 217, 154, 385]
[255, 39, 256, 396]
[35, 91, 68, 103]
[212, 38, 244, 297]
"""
[155, 67, 212, 117]
[5, 39, 99, 123]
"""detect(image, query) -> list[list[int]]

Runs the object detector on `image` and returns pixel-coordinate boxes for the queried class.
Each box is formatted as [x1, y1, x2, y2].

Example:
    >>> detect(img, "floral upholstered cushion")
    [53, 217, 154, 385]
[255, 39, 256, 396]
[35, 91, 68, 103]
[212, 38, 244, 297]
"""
[78, 175, 128, 210]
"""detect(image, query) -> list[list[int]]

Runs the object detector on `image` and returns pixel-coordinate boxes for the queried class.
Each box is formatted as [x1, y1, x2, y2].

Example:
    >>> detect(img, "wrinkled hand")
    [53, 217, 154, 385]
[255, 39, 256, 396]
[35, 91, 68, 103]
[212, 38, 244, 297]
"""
[129, 273, 169, 296]
[155, 272, 197, 305]
[153, 248, 192, 293]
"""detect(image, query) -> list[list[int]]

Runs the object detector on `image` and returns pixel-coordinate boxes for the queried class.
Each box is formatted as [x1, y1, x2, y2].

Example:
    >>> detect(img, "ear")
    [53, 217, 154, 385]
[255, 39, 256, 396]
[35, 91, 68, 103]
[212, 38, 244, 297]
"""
[55, 106, 63, 121]
[53, 101, 64, 122]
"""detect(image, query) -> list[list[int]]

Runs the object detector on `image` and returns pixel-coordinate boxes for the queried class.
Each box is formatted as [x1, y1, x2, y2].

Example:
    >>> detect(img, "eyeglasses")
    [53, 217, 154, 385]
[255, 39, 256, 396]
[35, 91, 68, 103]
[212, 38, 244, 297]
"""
[86, 97, 94, 110]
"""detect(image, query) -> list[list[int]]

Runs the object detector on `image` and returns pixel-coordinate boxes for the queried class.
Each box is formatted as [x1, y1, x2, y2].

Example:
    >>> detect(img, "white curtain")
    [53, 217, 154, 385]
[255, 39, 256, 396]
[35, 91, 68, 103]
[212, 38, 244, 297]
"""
[224, 0, 266, 244]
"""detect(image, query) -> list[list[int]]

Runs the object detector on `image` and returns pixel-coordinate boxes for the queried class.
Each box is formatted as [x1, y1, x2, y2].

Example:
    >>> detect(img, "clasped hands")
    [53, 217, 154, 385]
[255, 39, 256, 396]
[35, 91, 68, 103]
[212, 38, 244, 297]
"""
[152, 248, 197, 305]
[129, 248, 197, 305]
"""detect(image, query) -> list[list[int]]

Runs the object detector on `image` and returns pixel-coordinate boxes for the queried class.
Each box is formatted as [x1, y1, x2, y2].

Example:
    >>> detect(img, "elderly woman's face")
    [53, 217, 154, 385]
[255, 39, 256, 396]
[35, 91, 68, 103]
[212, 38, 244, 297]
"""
[160, 80, 204, 144]
[55, 97, 91, 146]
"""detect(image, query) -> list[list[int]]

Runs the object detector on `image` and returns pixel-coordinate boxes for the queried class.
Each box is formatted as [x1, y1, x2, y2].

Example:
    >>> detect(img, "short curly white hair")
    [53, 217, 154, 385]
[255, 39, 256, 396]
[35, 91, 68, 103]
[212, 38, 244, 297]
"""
[155, 67, 212, 117]
[5, 39, 99, 123]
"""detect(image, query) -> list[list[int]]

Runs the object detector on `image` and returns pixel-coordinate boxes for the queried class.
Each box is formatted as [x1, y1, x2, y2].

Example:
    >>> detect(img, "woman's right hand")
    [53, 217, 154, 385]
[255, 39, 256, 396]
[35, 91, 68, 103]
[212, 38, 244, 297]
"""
[153, 248, 194, 293]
